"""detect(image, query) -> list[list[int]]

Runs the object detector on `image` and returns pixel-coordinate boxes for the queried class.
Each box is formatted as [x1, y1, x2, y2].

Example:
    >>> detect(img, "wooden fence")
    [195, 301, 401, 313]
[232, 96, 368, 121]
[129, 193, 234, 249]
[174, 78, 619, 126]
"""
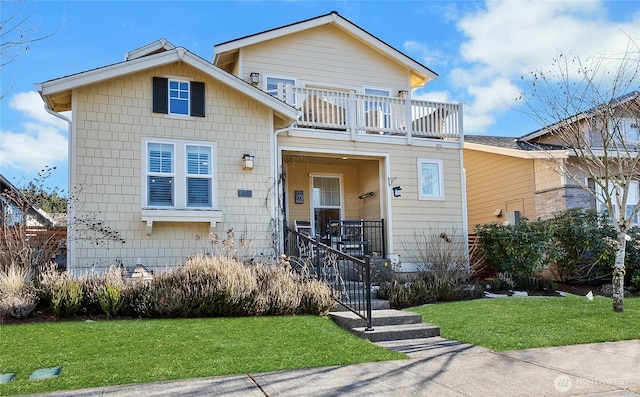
[0, 225, 67, 257]
[468, 233, 496, 279]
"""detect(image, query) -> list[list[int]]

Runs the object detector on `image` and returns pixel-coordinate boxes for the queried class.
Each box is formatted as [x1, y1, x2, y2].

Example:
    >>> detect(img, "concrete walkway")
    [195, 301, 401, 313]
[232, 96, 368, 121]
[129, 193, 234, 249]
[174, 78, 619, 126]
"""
[29, 338, 640, 397]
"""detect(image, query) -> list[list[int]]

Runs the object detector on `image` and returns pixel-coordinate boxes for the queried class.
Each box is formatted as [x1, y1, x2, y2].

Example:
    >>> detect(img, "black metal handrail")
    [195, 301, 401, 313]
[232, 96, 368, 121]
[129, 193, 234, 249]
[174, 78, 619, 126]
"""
[284, 227, 373, 331]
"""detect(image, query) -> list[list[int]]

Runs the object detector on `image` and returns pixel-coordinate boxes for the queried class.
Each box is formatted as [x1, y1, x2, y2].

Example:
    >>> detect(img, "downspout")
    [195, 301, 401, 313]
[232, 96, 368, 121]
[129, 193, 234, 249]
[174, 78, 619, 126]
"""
[457, 104, 470, 264]
[43, 102, 74, 273]
[272, 122, 296, 256]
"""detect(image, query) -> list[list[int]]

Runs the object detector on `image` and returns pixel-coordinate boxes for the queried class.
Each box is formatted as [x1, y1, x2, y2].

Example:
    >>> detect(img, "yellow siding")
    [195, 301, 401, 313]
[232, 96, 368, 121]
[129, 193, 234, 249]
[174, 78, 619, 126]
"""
[464, 148, 536, 231]
[242, 25, 408, 93]
[72, 63, 279, 270]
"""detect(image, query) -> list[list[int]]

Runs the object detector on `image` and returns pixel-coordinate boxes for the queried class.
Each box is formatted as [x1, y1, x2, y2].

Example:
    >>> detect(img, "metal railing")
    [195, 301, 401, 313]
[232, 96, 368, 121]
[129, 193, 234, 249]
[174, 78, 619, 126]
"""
[284, 227, 374, 330]
[276, 84, 461, 140]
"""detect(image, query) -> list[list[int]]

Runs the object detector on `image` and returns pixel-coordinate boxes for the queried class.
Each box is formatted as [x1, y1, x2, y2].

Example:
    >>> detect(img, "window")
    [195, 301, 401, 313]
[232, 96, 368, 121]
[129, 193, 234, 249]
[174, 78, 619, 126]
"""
[266, 76, 296, 104]
[619, 117, 640, 143]
[147, 143, 174, 207]
[596, 180, 639, 225]
[186, 145, 212, 207]
[153, 77, 205, 117]
[143, 139, 215, 209]
[311, 175, 342, 236]
[364, 87, 391, 129]
[418, 159, 444, 200]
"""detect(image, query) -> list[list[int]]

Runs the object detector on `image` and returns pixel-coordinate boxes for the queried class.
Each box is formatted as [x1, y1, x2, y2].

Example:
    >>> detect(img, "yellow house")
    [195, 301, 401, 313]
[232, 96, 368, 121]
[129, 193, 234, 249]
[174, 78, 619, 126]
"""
[37, 12, 466, 272]
[464, 136, 568, 231]
[465, 91, 640, 232]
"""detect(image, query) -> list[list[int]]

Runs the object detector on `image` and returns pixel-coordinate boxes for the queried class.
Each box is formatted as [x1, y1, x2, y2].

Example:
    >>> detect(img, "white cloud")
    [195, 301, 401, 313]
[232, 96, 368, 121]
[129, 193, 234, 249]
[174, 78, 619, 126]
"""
[9, 91, 70, 129]
[403, 40, 446, 68]
[0, 91, 69, 174]
[449, 0, 640, 134]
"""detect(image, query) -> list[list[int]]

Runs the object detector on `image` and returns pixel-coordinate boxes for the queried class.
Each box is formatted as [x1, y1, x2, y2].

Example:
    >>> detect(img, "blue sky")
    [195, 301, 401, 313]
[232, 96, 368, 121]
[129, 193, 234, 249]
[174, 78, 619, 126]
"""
[1, 0, 639, 192]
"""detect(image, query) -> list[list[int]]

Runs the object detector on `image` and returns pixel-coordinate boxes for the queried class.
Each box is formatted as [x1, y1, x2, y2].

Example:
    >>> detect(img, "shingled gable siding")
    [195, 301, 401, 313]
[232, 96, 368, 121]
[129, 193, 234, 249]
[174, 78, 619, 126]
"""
[152, 76, 205, 117]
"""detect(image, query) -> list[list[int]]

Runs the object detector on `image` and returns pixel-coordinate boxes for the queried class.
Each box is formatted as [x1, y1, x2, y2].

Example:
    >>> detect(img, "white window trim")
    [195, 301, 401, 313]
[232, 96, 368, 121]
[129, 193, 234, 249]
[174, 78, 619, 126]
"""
[141, 137, 221, 234]
[417, 158, 444, 201]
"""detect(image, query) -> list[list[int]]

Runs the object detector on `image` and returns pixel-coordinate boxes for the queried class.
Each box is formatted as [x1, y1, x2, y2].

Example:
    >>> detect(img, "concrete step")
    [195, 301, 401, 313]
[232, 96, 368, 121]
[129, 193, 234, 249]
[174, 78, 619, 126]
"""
[351, 323, 441, 342]
[330, 298, 390, 312]
[329, 309, 422, 328]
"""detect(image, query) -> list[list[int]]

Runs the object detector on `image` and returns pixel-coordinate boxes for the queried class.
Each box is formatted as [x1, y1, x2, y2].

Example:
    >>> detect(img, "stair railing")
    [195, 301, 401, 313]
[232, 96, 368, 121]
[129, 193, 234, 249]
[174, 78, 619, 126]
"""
[284, 227, 373, 331]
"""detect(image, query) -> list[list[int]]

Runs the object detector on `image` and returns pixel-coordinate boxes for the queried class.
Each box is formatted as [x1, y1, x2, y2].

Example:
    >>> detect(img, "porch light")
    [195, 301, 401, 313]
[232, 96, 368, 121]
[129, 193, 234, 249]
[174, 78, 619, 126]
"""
[250, 72, 260, 85]
[398, 90, 409, 98]
[242, 154, 254, 170]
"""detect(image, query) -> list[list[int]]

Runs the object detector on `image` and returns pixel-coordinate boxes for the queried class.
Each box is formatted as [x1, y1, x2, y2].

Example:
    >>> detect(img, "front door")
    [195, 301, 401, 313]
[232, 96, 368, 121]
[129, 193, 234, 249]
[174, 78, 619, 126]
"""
[311, 175, 342, 237]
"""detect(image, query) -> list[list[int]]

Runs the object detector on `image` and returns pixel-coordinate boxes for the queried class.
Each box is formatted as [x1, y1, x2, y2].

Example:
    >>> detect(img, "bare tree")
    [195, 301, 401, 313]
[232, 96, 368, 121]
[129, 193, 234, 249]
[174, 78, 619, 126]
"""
[1, 0, 57, 99]
[518, 40, 640, 312]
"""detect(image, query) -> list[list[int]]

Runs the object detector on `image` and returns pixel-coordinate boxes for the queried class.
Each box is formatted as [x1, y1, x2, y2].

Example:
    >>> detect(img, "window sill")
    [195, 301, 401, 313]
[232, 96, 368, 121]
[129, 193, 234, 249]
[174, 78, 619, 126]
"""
[141, 208, 223, 235]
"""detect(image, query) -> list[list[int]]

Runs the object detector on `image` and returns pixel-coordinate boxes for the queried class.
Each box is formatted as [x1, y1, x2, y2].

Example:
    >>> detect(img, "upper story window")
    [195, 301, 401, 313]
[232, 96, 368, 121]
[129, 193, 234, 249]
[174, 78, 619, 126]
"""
[418, 159, 444, 200]
[266, 76, 296, 105]
[619, 117, 640, 143]
[143, 138, 216, 210]
[152, 77, 205, 117]
[596, 180, 639, 225]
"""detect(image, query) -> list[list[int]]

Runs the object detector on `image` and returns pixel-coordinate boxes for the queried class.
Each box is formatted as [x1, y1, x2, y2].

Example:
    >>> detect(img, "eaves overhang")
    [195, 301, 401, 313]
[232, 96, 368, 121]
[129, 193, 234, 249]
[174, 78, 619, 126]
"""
[464, 142, 568, 159]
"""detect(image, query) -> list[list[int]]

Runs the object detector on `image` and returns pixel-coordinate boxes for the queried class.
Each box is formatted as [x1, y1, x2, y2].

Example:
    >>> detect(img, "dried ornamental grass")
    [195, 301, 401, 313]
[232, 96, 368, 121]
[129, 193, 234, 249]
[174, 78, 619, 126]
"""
[0, 264, 38, 318]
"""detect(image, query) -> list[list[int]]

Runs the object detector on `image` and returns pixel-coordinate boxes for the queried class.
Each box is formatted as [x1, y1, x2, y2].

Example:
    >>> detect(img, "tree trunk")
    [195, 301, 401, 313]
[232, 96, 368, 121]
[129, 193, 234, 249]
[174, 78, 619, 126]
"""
[612, 232, 627, 312]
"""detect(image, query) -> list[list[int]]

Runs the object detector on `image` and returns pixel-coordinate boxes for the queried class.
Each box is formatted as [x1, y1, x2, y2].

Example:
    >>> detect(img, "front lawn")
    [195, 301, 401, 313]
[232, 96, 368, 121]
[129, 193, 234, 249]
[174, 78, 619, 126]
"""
[409, 294, 640, 351]
[0, 316, 405, 396]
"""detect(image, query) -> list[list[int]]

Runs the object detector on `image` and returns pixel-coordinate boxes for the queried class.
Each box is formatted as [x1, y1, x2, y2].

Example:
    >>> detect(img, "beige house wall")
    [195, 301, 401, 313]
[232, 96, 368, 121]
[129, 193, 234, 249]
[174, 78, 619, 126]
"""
[71, 63, 280, 270]
[464, 148, 536, 231]
[241, 25, 408, 93]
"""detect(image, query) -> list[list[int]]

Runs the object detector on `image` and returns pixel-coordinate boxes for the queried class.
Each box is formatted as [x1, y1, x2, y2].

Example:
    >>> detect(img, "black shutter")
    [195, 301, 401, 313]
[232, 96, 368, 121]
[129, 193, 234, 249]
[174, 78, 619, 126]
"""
[190, 81, 205, 117]
[152, 77, 168, 114]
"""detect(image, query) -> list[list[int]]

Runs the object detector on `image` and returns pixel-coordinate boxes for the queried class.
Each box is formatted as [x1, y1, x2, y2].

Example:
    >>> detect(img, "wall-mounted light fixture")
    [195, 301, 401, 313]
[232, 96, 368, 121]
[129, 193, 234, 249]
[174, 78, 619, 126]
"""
[398, 90, 409, 98]
[242, 154, 255, 170]
[250, 72, 260, 85]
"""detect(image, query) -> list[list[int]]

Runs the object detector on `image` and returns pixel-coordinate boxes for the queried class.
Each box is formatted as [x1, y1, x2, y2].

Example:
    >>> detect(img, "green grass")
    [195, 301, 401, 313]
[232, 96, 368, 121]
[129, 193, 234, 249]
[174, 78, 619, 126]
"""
[409, 294, 640, 351]
[0, 316, 405, 396]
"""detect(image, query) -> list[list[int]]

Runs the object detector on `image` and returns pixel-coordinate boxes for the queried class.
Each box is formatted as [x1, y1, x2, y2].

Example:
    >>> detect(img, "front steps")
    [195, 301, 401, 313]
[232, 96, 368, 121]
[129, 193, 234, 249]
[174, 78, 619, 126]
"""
[329, 307, 440, 342]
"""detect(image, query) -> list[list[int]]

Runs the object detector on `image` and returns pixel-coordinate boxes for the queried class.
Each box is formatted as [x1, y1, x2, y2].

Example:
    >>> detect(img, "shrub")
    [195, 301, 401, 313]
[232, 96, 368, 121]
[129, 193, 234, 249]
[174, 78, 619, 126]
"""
[253, 263, 302, 315]
[298, 278, 334, 315]
[0, 265, 39, 318]
[476, 219, 559, 278]
[39, 265, 82, 318]
[550, 209, 617, 283]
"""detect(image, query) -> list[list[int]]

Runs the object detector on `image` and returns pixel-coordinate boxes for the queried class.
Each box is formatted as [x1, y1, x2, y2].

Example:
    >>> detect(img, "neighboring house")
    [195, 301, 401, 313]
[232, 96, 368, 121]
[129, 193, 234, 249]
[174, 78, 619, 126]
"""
[0, 174, 55, 227]
[465, 91, 640, 231]
[37, 12, 465, 272]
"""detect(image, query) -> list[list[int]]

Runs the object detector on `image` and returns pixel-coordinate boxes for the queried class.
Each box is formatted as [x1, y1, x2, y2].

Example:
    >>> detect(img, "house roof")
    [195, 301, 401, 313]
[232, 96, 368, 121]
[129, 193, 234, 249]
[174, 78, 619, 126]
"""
[36, 40, 299, 121]
[520, 90, 640, 142]
[464, 135, 567, 159]
[212, 11, 438, 88]
[0, 174, 55, 226]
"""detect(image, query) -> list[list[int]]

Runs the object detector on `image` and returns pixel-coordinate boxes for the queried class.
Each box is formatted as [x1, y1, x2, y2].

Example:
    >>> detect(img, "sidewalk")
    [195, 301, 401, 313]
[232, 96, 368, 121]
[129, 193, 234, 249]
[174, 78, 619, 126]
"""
[30, 338, 640, 396]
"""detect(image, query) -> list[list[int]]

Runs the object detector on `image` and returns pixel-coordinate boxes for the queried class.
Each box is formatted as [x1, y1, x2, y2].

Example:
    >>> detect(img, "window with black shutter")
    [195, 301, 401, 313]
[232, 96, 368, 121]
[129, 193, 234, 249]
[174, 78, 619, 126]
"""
[152, 77, 205, 117]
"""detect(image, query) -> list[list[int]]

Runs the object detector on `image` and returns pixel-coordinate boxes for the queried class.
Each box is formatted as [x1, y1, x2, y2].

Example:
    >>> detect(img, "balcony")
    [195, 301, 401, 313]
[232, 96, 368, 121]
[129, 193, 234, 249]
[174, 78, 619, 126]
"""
[276, 85, 462, 140]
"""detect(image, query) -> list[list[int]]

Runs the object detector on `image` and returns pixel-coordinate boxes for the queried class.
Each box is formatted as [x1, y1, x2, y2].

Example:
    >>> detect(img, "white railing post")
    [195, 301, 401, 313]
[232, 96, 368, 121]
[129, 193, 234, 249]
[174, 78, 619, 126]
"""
[348, 91, 357, 139]
[405, 97, 413, 145]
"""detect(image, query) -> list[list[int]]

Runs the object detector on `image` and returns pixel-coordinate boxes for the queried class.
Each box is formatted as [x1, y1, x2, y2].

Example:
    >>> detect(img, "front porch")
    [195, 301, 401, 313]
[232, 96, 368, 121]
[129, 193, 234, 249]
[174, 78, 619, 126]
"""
[276, 85, 462, 140]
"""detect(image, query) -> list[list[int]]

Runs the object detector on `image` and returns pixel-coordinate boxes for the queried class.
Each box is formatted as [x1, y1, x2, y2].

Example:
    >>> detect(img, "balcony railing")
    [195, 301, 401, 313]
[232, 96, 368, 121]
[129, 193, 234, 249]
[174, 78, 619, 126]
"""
[276, 85, 462, 140]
